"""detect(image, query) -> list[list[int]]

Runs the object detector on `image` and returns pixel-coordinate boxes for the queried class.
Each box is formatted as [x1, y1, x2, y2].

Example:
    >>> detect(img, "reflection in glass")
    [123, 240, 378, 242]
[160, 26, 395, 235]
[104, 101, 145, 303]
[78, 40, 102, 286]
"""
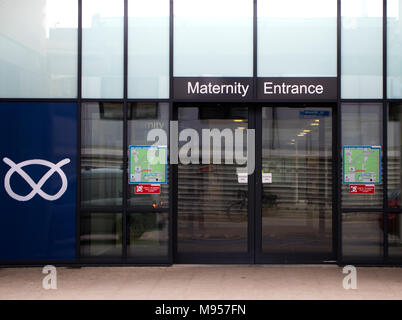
[82, 0, 124, 98]
[258, 0, 337, 77]
[128, 103, 169, 208]
[81, 102, 123, 206]
[341, 0, 383, 99]
[341, 103, 383, 207]
[387, 213, 402, 260]
[387, 0, 402, 98]
[128, 0, 169, 98]
[174, 0, 253, 76]
[388, 104, 402, 208]
[127, 213, 168, 259]
[177, 106, 249, 256]
[342, 212, 383, 260]
[261, 107, 333, 260]
[0, 0, 77, 98]
[80, 213, 122, 258]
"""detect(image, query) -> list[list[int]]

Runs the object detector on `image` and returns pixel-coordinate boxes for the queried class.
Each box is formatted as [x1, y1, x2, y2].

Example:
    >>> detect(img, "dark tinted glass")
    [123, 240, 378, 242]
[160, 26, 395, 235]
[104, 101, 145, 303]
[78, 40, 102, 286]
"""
[387, 213, 402, 260]
[342, 212, 383, 261]
[388, 104, 402, 208]
[81, 102, 123, 206]
[127, 212, 168, 260]
[177, 106, 249, 257]
[261, 107, 333, 260]
[341, 103, 383, 208]
[80, 213, 123, 258]
[127, 103, 169, 208]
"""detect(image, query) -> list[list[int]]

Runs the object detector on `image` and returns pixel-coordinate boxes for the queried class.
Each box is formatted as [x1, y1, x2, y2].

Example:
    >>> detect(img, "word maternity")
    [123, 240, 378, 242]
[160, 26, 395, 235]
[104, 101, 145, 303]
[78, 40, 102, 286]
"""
[187, 81, 250, 97]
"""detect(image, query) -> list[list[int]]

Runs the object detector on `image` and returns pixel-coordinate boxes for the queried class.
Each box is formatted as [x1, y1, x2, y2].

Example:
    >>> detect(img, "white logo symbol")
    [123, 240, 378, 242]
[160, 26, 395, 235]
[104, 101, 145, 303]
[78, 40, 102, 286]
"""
[3, 157, 70, 201]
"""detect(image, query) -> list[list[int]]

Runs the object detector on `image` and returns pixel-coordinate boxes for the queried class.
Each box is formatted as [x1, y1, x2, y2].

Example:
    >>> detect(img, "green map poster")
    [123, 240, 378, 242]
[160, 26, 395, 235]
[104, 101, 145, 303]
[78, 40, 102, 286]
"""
[343, 146, 381, 184]
[129, 146, 167, 184]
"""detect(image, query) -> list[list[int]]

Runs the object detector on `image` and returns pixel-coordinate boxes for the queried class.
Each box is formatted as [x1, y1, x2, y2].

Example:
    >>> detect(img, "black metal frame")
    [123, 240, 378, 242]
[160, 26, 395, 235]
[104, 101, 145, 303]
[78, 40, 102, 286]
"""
[336, 0, 401, 267]
[1, 0, 402, 266]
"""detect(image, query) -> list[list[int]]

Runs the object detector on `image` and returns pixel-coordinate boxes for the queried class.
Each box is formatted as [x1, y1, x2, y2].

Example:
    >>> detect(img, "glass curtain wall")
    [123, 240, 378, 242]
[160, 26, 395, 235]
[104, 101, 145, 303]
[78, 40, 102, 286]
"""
[341, 103, 384, 262]
[387, 104, 402, 261]
[341, 0, 383, 99]
[128, 0, 170, 98]
[0, 0, 78, 98]
[388, 0, 402, 98]
[79, 0, 170, 263]
[258, 0, 337, 77]
[174, 0, 253, 77]
[82, 0, 124, 99]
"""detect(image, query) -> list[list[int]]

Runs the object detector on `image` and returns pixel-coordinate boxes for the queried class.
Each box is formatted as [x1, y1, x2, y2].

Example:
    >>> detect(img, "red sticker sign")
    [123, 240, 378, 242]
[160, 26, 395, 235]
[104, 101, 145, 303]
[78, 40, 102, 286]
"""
[134, 184, 161, 194]
[349, 184, 375, 194]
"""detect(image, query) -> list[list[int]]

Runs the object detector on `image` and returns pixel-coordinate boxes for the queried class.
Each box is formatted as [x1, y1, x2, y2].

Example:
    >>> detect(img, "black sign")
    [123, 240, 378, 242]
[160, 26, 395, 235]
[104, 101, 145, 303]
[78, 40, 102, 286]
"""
[174, 77, 337, 101]
[174, 77, 254, 100]
[257, 77, 337, 100]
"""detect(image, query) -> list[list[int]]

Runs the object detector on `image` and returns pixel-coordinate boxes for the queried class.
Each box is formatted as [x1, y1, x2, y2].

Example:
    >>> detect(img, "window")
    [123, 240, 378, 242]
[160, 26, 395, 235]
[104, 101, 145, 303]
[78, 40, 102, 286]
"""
[128, 0, 169, 98]
[258, 0, 337, 77]
[342, 212, 384, 261]
[81, 102, 123, 206]
[0, 0, 77, 98]
[174, 0, 253, 77]
[387, 0, 402, 98]
[82, 0, 124, 98]
[127, 212, 168, 259]
[341, 103, 383, 208]
[341, 0, 383, 99]
[80, 213, 123, 258]
[127, 103, 169, 208]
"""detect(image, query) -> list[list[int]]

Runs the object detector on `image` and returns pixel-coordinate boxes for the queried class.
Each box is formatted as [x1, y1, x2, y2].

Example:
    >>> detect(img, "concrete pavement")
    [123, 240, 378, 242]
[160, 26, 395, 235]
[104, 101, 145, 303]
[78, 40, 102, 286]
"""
[0, 265, 401, 300]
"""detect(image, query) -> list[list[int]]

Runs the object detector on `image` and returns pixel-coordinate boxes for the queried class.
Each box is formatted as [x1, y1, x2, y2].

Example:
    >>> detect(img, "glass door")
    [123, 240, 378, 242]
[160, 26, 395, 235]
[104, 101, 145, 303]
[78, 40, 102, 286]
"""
[256, 106, 335, 263]
[174, 104, 335, 264]
[175, 104, 253, 263]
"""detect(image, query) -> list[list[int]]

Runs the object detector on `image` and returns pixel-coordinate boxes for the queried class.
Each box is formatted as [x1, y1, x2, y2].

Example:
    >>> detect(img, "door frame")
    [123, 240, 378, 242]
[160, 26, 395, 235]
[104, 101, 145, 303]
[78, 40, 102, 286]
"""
[254, 103, 338, 264]
[172, 103, 256, 264]
[172, 103, 338, 264]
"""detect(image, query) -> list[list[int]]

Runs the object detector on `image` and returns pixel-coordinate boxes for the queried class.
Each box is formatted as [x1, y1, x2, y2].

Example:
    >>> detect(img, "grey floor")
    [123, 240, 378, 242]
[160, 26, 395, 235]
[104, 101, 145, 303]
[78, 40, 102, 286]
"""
[1, 265, 402, 300]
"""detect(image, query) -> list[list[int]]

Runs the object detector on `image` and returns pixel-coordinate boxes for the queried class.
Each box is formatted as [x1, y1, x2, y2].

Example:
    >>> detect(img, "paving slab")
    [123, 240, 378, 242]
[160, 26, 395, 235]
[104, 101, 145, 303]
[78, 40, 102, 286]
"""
[0, 265, 401, 300]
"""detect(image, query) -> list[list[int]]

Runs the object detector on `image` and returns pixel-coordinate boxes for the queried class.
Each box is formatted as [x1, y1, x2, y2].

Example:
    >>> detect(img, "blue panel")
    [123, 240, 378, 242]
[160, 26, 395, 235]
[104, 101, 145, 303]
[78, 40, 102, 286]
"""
[0, 102, 77, 261]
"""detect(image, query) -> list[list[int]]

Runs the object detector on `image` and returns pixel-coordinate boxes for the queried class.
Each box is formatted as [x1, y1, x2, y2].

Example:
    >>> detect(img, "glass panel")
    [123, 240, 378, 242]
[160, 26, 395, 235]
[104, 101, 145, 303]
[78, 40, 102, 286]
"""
[174, 0, 253, 77]
[387, 213, 402, 260]
[341, 103, 383, 208]
[341, 0, 383, 99]
[387, 0, 402, 98]
[128, 0, 169, 98]
[127, 212, 168, 259]
[257, 0, 337, 77]
[261, 107, 333, 260]
[0, 0, 77, 98]
[80, 213, 122, 258]
[342, 212, 383, 261]
[388, 104, 402, 208]
[177, 105, 249, 256]
[81, 102, 123, 206]
[128, 103, 169, 208]
[82, 0, 124, 98]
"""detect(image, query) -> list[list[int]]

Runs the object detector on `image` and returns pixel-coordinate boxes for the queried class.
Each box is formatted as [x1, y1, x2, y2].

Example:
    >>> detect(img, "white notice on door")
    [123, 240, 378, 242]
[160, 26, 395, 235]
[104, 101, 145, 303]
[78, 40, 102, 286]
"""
[237, 173, 248, 183]
[262, 173, 272, 184]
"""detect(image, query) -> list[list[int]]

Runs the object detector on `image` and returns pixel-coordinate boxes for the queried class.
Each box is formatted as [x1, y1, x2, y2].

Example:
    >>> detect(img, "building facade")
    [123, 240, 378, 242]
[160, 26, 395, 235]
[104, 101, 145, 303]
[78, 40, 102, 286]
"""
[1, 0, 402, 265]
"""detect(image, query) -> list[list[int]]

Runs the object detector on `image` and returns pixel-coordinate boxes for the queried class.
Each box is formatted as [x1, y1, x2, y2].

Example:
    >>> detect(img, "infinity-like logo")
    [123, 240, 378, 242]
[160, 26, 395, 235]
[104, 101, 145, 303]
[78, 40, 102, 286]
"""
[3, 157, 70, 201]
